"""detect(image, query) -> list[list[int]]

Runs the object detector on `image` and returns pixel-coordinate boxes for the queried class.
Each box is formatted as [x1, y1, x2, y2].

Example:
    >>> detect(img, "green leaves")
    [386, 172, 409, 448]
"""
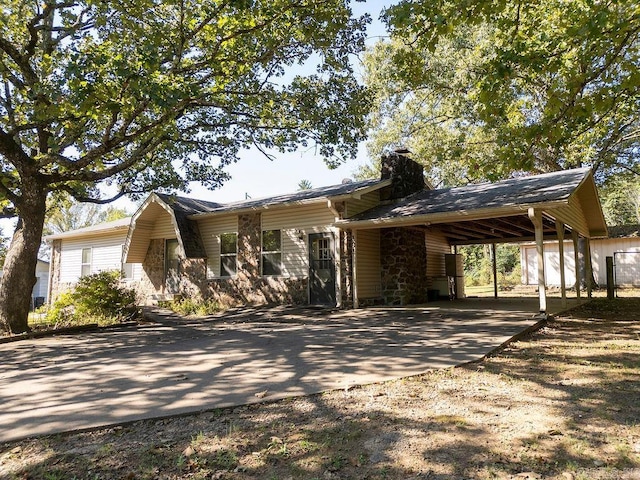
[0, 0, 369, 211]
[367, 0, 640, 185]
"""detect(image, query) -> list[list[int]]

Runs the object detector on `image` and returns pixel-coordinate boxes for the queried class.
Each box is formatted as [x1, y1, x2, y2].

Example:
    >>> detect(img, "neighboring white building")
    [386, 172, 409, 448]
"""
[521, 225, 640, 287]
[0, 258, 50, 308]
[44, 217, 143, 300]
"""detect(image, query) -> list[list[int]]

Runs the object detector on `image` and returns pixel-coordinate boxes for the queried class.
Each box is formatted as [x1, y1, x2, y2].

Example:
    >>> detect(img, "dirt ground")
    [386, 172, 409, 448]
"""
[1, 298, 639, 480]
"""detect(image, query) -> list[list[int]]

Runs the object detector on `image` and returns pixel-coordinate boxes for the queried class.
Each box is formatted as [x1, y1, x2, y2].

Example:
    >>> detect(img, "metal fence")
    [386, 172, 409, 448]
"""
[614, 251, 640, 296]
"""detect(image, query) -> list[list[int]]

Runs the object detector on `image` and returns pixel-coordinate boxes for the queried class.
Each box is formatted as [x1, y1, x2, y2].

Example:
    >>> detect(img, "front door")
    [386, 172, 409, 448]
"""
[309, 233, 336, 306]
[165, 239, 180, 295]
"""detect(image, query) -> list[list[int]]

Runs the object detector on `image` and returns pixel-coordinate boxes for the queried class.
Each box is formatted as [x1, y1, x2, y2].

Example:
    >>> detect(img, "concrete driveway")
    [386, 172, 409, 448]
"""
[0, 297, 578, 442]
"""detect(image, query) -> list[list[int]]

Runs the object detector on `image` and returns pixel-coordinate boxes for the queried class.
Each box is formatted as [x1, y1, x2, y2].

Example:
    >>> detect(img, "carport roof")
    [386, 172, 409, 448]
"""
[337, 168, 608, 242]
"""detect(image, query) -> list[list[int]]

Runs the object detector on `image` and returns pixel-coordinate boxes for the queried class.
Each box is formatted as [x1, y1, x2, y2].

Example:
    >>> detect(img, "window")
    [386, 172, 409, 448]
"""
[220, 233, 237, 277]
[81, 247, 92, 277]
[121, 245, 134, 280]
[262, 229, 282, 276]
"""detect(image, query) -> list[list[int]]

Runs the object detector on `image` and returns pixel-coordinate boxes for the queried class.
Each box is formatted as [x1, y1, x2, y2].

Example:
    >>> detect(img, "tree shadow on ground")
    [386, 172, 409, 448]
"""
[2, 299, 640, 479]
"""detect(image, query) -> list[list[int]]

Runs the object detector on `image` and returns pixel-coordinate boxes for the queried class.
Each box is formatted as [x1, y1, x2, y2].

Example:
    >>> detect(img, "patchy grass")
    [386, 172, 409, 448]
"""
[1, 298, 639, 479]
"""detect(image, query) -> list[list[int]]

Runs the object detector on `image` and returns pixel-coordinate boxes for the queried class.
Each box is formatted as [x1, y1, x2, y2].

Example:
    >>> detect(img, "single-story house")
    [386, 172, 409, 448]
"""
[521, 225, 640, 287]
[46, 152, 608, 313]
[46, 217, 142, 300]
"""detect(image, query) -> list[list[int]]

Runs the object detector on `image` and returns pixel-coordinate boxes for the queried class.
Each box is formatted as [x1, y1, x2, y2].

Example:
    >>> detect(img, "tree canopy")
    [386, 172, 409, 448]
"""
[361, 0, 640, 186]
[0, 0, 370, 334]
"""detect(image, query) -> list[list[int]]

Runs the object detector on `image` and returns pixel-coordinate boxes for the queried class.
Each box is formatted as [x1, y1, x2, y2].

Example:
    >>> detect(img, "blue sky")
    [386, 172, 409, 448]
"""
[1, 1, 392, 238]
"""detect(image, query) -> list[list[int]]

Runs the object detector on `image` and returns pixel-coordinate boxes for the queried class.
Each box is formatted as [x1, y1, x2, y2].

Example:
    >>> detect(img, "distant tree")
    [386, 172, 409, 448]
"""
[600, 176, 640, 226]
[44, 196, 130, 236]
[362, 0, 640, 186]
[297, 179, 313, 190]
[0, 0, 370, 334]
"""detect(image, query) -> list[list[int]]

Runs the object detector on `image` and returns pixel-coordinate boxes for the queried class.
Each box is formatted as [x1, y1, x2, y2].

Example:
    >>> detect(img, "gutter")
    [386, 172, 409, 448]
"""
[334, 200, 570, 229]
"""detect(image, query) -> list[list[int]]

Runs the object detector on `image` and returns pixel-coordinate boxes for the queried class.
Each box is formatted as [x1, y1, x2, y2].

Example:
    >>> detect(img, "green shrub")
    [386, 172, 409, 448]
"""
[161, 297, 223, 316]
[47, 270, 138, 326]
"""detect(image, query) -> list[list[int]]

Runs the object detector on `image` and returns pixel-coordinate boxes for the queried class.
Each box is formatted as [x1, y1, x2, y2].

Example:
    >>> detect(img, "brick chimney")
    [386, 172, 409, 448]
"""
[380, 149, 425, 200]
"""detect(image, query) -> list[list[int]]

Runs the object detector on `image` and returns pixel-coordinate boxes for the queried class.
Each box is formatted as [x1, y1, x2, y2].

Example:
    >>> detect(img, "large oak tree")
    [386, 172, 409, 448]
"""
[362, 0, 640, 187]
[0, 0, 370, 334]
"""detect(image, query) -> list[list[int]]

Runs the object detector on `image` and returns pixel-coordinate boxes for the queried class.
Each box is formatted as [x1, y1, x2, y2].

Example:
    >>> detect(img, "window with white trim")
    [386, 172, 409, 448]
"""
[262, 229, 282, 276]
[220, 232, 237, 277]
[81, 247, 92, 277]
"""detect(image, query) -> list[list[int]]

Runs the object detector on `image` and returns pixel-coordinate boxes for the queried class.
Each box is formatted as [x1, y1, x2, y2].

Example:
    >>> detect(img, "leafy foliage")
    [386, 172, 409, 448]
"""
[363, 0, 640, 186]
[43, 196, 130, 236]
[0, 0, 370, 332]
[600, 175, 640, 226]
[159, 297, 224, 317]
[0, 0, 370, 207]
[460, 244, 521, 287]
[46, 271, 137, 326]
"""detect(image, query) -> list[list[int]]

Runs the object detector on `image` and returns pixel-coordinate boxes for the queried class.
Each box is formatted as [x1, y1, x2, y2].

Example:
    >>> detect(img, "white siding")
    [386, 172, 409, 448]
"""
[591, 237, 640, 286]
[345, 190, 380, 218]
[355, 229, 380, 299]
[59, 231, 142, 284]
[150, 213, 176, 239]
[262, 204, 337, 277]
[33, 261, 49, 300]
[521, 242, 577, 286]
[522, 238, 640, 286]
[197, 215, 238, 278]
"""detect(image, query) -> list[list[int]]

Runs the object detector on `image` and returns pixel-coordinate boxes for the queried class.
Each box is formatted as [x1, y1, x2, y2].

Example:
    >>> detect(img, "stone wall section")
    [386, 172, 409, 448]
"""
[179, 258, 207, 300]
[380, 152, 426, 201]
[137, 238, 165, 303]
[207, 211, 309, 306]
[380, 227, 427, 305]
[48, 239, 63, 301]
[339, 229, 354, 308]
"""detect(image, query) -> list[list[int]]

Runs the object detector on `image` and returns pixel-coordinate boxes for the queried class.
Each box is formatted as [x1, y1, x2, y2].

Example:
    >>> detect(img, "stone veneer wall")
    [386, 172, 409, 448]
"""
[380, 227, 427, 305]
[339, 229, 354, 308]
[380, 152, 425, 201]
[138, 238, 165, 302]
[47, 239, 63, 301]
[207, 211, 308, 307]
[179, 258, 207, 300]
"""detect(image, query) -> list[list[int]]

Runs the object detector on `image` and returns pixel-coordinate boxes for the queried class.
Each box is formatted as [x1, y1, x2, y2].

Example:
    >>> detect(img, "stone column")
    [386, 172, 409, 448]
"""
[380, 227, 427, 305]
[339, 229, 354, 308]
[48, 239, 62, 302]
[237, 212, 261, 280]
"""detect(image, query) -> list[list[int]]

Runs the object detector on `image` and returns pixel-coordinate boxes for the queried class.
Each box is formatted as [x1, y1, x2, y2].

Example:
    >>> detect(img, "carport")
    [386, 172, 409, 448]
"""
[337, 168, 608, 314]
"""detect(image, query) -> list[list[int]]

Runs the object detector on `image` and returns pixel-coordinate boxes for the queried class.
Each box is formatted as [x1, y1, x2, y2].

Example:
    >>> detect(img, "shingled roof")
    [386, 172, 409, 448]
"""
[338, 168, 608, 240]
[189, 178, 387, 217]
[345, 168, 589, 223]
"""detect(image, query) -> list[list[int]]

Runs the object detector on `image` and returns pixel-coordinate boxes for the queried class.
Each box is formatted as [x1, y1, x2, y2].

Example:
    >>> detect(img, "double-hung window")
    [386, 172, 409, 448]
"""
[262, 229, 282, 276]
[81, 247, 92, 277]
[220, 233, 237, 277]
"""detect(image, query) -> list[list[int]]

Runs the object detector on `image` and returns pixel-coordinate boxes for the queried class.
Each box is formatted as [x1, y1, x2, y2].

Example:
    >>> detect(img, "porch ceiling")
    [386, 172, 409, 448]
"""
[421, 212, 569, 245]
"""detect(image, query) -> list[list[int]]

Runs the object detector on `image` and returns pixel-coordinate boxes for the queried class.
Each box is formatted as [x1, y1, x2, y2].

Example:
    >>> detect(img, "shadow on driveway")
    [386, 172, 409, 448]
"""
[0, 298, 579, 442]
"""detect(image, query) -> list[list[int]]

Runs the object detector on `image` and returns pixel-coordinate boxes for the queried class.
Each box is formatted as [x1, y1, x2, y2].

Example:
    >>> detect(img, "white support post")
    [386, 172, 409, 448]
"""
[572, 230, 581, 300]
[528, 208, 547, 314]
[556, 221, 567, 308]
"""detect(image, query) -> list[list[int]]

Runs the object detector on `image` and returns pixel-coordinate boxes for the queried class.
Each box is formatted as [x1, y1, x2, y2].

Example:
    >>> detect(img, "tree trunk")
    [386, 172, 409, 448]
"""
[577, 237, 598, 289]
[0, 185, 47, 335]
